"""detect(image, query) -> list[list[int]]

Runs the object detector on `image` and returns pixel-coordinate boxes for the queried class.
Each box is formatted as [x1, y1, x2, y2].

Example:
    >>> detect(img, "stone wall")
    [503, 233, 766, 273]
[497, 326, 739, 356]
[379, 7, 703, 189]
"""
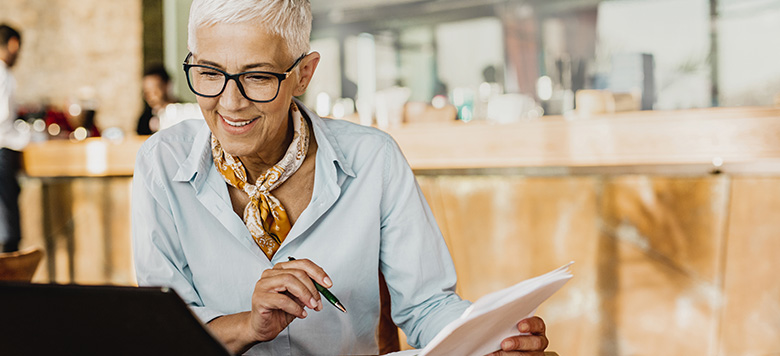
[0, 0, 143, 134]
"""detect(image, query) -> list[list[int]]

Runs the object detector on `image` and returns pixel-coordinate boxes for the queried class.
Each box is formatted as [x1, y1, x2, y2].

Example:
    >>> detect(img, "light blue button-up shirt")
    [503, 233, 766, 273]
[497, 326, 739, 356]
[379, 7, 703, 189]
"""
[132, 99, 471, 355]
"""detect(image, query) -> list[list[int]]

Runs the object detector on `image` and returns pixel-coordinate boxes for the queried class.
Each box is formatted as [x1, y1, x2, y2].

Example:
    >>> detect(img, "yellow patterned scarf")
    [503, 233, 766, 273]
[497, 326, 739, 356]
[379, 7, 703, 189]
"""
[211, 102, 309, 259]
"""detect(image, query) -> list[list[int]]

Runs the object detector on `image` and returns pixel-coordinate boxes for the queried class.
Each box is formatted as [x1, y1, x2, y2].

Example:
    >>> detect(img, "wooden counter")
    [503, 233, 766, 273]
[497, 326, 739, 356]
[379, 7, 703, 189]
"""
[22, 136, 147, 177]
[20, 106, 780, 176]
[385, 106, 780, 171]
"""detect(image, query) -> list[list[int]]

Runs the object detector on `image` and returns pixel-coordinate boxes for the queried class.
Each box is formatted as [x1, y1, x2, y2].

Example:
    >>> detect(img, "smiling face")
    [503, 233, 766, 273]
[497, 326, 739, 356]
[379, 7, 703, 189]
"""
[191, 22, 315, 159]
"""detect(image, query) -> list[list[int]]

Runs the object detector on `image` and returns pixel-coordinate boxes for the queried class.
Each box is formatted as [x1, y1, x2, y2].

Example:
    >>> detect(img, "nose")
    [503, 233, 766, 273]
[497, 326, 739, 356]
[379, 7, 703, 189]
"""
[219, 78, 250, 111]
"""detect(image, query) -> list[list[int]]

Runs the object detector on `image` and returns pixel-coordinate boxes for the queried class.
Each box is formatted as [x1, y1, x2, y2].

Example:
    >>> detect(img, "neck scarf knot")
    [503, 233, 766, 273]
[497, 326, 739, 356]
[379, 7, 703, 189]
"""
[211, 102, 309, 259]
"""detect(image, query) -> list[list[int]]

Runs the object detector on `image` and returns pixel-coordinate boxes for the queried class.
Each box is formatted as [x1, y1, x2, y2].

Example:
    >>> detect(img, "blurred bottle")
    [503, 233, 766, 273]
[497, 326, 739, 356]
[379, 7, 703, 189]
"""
[451, 87, 475, 122]
[80, 107, 100, 138]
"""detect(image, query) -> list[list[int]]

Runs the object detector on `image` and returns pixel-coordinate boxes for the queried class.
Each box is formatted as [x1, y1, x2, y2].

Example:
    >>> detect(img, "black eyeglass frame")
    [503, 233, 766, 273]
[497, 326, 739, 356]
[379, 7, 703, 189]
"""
[182, 53, 306, 103]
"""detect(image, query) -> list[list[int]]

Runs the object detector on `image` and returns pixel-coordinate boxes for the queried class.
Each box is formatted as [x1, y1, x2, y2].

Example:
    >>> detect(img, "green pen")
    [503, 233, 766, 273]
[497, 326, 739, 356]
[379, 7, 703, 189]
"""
[288, 257, 347, 313]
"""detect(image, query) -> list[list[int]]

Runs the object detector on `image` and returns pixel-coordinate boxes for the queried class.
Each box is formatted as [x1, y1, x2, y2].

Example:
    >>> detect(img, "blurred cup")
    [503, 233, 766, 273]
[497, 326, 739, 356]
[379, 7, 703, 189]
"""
[486, 94, 541, 123]
[375, 87, 410, 129]
[356, 97, 374, 127]
[332, 98, 355, 119]
[575, 89, 640, 118]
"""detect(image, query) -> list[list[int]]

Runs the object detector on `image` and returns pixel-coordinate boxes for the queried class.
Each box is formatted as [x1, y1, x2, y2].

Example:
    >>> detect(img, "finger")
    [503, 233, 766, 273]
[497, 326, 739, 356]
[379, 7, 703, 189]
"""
[485, 351, 545, 356]
[517, 316, 546, 335]
[282, 291, 308, 313]
[258, 270, 320, 310]
[254, 289, 309, 319]
[499, 335, 549, 352]
[278, 258, 333, 288]
[264, 268, 320, 302]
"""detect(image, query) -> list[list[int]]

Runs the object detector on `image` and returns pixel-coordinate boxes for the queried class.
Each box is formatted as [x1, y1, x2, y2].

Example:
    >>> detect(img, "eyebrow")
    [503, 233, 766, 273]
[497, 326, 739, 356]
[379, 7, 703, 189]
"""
[195, 58, 278, 72]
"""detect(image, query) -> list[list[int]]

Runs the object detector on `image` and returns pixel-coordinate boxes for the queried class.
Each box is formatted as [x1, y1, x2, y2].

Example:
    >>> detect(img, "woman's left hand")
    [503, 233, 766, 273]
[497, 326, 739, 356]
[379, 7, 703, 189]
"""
[485, 316, 549, 356]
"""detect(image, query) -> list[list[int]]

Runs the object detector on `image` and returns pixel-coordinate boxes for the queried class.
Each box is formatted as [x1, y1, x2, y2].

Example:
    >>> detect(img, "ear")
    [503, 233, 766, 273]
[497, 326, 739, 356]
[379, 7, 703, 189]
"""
[293, 52, 321, 97]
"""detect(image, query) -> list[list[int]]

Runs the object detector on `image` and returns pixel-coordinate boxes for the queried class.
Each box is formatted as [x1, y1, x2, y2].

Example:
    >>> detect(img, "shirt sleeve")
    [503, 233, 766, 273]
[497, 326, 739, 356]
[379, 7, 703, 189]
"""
[131, 143, 224, 324]
[377, 136, 472, 348]
[0, 73, 11, 125]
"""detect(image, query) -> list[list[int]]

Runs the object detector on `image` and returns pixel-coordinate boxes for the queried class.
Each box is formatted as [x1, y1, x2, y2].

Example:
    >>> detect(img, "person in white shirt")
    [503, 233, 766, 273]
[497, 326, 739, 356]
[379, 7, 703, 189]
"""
[132, 1, 550, 355]
[0, 24, 28, 253]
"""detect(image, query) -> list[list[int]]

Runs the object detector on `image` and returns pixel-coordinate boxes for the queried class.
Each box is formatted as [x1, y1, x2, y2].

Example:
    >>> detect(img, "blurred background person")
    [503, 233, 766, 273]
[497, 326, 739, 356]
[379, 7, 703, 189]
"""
[136, 64, 177, 135]
[0, 24, 28, 253]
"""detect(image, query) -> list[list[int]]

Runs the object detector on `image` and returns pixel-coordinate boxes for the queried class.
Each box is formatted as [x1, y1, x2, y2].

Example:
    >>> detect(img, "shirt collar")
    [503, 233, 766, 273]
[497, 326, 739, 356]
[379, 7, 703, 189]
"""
[172, 123, 213, 189]
[171, 98, 355, 187]
[295, 98, 355, 178]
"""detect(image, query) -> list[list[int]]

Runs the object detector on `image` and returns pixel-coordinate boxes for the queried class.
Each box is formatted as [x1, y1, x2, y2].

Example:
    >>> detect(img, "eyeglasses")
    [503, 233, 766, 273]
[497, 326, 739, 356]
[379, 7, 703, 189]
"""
[182, 53, 306, 103]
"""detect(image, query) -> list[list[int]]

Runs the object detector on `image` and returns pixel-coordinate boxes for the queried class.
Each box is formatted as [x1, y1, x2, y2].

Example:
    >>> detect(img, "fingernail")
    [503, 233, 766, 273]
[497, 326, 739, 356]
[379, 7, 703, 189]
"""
[520, 322, 530, 332]
[302, 310, 307, 318]
[310, 298, 318, 309]
[501, 340, 511, 350]
[323, 277, 332, 287]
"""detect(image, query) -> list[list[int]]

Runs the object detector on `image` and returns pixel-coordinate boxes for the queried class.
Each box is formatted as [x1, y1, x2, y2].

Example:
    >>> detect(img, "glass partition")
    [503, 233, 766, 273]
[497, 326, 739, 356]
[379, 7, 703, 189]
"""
[308, 0, 780, 120]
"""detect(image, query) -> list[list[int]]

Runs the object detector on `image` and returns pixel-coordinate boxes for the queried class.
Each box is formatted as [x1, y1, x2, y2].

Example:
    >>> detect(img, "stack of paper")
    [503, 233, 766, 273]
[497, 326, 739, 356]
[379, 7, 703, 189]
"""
[386, 262, 573, 356]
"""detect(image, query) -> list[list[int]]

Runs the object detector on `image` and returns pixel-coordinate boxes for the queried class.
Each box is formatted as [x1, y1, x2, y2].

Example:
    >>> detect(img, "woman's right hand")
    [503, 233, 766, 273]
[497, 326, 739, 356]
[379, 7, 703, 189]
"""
[207, 258, 333, 354]
[244, 258, 331, 342]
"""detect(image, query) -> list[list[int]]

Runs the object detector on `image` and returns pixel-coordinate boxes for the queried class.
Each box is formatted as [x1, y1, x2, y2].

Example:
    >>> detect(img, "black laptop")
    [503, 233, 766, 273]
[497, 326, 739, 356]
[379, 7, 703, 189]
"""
[0, 282, 232, 356]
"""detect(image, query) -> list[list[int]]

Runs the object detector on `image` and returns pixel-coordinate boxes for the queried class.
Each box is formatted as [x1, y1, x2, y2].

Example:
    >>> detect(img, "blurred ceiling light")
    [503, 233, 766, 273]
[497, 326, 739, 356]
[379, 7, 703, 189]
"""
[537, 76, 553, 101]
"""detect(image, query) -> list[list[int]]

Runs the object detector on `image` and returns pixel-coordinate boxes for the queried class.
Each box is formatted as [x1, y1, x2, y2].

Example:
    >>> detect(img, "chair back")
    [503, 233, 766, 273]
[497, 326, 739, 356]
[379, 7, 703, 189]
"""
[0, 247, 44, 282]
[377, 270, 401, 353]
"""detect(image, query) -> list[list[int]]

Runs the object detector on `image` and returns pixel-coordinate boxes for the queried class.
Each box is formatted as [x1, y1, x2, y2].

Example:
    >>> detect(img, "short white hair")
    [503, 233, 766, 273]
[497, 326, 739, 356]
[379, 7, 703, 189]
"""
[188, 0, 312, 60]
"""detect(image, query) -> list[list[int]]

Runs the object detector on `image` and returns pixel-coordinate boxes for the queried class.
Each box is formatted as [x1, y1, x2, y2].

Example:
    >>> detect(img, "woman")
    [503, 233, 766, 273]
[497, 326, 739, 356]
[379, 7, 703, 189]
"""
[132, 0, 550, 355]
[136, 65, 178, 135]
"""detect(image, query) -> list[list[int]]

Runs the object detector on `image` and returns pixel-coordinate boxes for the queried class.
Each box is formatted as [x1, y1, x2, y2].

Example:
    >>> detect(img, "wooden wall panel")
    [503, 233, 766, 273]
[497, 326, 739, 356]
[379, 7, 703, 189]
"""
[719, 178, 780, 356]
[602, 177, 731, 283]
[19, 177, 134, 285]
[420, 175, 736, 356]
[419, 176, 603, 356]
[17, 173, 780, 356]
[599, 176, 730, 356]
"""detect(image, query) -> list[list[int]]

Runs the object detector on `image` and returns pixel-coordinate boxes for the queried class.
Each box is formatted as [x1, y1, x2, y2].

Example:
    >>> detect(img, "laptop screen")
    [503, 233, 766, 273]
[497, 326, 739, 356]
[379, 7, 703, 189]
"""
[0, 282, 231, 356]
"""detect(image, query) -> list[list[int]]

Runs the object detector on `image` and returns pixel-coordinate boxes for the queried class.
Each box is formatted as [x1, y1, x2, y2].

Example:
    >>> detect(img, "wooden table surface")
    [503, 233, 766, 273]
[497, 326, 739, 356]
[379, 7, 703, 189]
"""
[384, 106, 780, 171]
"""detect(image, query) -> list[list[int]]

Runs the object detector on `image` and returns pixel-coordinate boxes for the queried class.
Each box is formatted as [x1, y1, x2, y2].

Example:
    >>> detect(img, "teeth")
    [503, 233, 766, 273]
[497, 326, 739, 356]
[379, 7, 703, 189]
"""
[223, 116, 256, 127]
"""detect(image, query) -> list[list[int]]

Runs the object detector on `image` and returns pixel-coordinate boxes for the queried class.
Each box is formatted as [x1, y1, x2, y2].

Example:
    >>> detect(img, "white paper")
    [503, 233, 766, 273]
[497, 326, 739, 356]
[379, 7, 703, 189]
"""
[416, 262, 574, 356]
[383, 350, 419, 356]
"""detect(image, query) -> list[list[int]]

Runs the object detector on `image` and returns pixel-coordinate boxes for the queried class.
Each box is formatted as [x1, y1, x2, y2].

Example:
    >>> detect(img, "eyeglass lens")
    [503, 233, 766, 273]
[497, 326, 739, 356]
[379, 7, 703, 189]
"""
[187, 66, 280, 102]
